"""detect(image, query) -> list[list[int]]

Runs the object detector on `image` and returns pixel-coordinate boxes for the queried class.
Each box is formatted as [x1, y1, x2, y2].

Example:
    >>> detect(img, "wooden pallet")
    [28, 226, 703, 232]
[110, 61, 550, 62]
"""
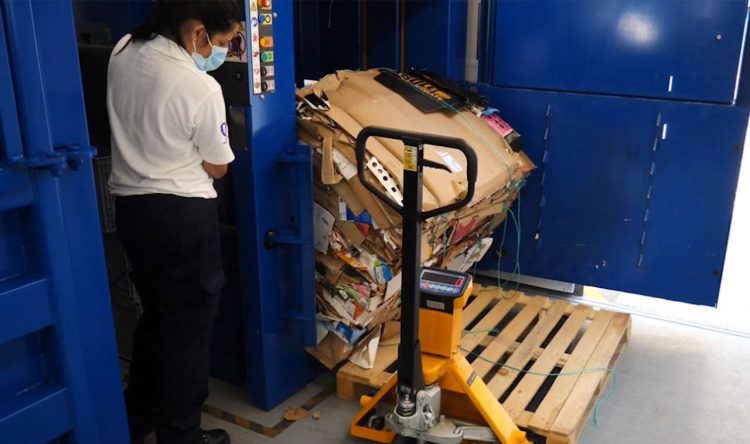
[336, 285, 631, 444]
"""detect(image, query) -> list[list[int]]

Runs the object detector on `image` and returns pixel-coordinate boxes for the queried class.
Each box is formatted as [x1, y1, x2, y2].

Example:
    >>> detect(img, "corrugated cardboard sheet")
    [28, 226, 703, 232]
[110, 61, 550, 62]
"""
[298, 69, 534, 368]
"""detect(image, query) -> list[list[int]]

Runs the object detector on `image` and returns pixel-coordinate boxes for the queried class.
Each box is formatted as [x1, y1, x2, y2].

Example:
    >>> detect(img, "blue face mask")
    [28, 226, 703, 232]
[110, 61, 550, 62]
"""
[191, 34, 228, 72]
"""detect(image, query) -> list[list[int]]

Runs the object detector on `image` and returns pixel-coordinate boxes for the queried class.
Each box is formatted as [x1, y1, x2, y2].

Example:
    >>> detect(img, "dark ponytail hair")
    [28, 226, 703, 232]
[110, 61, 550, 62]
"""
[118, 0, 243, 53]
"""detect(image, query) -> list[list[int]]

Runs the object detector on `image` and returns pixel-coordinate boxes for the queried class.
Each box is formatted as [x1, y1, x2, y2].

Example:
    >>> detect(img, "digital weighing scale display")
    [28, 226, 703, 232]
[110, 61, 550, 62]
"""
[420, 269, 469, 297]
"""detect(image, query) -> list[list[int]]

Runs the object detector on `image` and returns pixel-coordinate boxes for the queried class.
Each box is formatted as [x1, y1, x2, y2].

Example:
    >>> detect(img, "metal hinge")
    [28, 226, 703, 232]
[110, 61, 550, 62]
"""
[5, 144, 96, 177]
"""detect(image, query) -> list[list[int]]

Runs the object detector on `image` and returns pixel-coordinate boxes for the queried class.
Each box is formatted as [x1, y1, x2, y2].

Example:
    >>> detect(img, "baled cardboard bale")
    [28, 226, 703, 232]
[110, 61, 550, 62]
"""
[300, 69, 534, 368]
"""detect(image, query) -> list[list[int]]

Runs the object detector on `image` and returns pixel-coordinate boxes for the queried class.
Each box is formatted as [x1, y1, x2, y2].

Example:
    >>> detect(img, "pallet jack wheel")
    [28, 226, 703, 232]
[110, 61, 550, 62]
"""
[363, 410, 386, 431]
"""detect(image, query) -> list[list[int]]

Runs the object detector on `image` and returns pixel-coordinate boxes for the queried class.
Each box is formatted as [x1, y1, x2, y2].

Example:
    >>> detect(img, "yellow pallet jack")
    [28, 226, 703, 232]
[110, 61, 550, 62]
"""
[351, 127, 531, 444]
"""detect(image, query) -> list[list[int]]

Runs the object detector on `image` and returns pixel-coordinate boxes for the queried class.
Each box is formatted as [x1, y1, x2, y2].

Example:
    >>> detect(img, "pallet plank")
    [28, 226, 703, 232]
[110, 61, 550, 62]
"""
[481, 341, 574, 368]
[460, 293, 520, 352]
[528, 310, 615, 433]
[485, 300, 569, 398]
[471, 296, 547, 380]
[503, 305, 593, 423]
[462, 292, 496, 329]
[561, 321, 631, 442]
[550, 313, 631, 437]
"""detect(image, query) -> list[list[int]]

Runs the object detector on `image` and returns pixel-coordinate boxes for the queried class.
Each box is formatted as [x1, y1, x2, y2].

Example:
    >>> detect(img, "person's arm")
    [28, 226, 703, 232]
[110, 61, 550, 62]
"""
[202, 161, 228, 179]
[193, 90, 235, 177]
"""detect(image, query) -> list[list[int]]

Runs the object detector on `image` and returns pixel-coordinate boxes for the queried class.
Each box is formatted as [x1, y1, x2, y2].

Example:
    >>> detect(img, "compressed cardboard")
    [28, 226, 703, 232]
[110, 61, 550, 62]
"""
[299, 69, 534, 368]
[348, 324, 382, 369]
[332, 181, 366, 216]
[306, 332, 352, 370]
[337, 221, 366, 248]
[302, 70, 533, 209]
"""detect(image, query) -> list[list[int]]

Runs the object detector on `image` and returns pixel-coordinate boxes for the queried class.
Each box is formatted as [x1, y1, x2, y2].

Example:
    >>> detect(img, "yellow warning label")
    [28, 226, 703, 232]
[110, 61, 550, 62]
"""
[404, 145, 417, 171]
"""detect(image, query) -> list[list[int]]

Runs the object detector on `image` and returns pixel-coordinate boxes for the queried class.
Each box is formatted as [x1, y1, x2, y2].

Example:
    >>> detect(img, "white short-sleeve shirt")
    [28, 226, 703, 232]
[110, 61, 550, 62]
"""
[107, 34, 235, 199]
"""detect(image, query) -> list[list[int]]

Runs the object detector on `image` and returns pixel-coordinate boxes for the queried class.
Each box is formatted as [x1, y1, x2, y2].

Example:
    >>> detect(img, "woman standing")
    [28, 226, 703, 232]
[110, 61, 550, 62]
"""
[107, 1, 242, 443]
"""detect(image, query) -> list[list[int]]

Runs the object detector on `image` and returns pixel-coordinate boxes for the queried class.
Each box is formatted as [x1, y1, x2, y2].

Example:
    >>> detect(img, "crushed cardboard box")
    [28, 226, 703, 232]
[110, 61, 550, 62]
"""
[298, 69, 534, 369]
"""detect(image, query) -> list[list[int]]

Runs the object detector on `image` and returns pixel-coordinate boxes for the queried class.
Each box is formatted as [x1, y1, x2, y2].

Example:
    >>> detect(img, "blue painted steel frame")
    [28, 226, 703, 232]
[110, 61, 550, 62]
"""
[68, 0, 319, 410]
[294, 0, 363, 83]
[294, 0, 468, 79]
[363, 0, 401, 70]
[294, 0, 402, 82]
[404, 0, 466, 78]
[1, 0, 128, 442]
[232, 0, 319, 409]
[0, 6, 31, 212]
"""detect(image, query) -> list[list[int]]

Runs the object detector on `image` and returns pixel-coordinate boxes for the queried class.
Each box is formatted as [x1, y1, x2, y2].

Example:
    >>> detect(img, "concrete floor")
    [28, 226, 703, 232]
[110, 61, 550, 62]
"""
[185, 314, 750, 444]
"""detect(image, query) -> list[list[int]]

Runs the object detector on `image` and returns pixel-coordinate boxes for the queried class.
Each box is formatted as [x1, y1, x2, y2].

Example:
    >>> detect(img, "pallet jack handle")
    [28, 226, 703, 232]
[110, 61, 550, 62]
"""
[355, 126, 478, 220]
[355, 125, 479, 416]
[352, 127, 530, 444]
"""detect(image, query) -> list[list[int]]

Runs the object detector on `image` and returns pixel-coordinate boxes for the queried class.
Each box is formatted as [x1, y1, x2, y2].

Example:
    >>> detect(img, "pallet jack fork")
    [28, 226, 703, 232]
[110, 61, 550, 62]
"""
[351, 127, 531, 444]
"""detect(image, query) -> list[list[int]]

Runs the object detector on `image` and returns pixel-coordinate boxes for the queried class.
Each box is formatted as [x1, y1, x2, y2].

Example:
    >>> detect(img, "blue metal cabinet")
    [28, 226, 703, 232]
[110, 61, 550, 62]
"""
[0, 0, 128, 442]
[488, 0, 748, 103]
[477, 86, 747, 306]
[470, 0, 750, 307]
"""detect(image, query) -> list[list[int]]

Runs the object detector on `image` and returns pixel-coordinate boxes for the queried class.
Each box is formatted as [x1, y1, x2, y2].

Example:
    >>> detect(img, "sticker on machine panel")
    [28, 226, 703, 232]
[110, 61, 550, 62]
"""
[249, 1, 262, 93]
[466, 371, 477, 387]
[426, 300, 445, 311]
[226, 22, 248, 63]
[404, 145, 417, 172]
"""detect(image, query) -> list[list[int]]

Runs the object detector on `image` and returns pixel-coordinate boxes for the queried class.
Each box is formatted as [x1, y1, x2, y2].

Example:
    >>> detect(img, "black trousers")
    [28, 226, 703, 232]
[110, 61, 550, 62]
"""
[116, 194, 225, 444]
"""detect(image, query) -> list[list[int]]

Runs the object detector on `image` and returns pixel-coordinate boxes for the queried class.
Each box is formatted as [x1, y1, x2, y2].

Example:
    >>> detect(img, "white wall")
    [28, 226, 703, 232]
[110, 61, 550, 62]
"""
[716, 119, 750, 314]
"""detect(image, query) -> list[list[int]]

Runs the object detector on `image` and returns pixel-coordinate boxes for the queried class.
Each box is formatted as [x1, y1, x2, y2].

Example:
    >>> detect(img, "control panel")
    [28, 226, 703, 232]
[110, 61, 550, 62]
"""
[249, 0, 275, 94]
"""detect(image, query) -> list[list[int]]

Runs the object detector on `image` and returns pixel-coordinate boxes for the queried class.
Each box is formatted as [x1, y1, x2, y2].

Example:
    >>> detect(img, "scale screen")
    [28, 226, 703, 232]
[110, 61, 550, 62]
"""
[423, 271, 463, 286]
[420, 269, 468, 296]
